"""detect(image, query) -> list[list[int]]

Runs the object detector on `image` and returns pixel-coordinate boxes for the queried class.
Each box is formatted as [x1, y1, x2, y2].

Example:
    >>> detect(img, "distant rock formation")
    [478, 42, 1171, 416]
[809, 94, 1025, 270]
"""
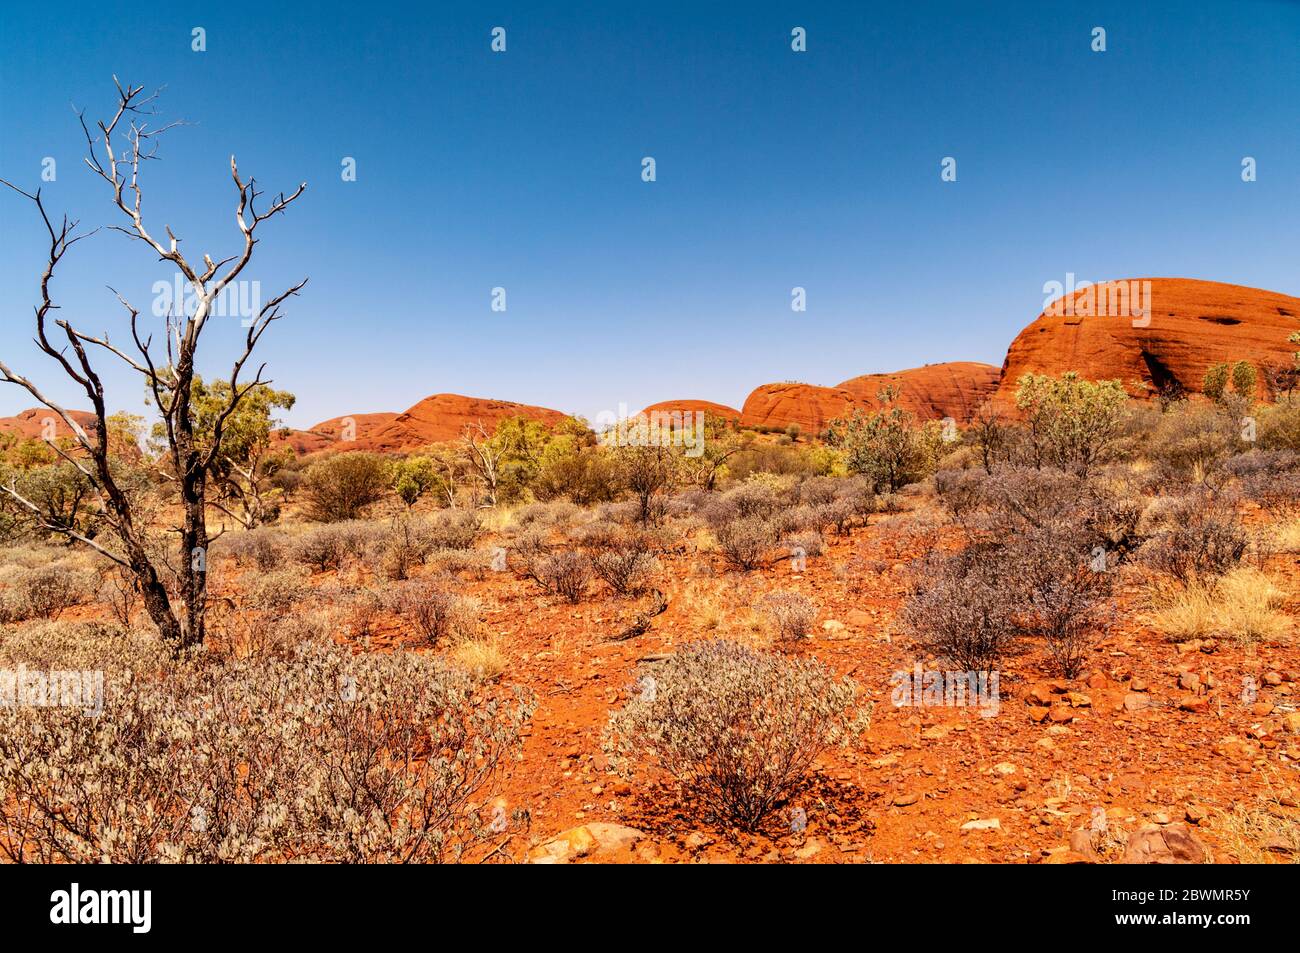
[741, 362, 1001, 433]
[995, 278, 1300, 405]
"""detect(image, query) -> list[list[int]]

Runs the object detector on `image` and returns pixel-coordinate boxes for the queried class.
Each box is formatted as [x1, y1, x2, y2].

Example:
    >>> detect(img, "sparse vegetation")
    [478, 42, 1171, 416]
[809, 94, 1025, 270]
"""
[604, 640, 867, 830]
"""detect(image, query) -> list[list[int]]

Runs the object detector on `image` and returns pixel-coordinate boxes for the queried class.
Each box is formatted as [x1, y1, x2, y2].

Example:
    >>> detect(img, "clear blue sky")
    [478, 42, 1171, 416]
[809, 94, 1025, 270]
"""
[2, 1, 1298, 428]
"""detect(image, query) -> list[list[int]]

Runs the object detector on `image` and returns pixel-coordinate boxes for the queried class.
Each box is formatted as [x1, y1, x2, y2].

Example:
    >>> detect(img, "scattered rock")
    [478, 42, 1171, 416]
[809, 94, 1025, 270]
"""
[1068, 827, 1102, 861]
[1121, 823, 1210, 864]
[529, 822, 645, 863]
[1263, 837, 1296, 855]
[1124, 693, 1153, 713]
[1044, 848, 1094, 864]
[961, 818, 1001, 831]
[794, 837, 826, 859]
[684, 831, 714, 850]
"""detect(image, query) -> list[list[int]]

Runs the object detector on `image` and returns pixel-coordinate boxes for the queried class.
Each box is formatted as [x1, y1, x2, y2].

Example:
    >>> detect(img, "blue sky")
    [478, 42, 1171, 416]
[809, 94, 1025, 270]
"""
[2, 1, 1298, 428]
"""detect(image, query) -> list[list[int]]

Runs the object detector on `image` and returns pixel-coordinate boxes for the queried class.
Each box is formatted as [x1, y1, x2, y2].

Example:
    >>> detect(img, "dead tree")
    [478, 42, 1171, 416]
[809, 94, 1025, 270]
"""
[0, 78, 306, 647]
[460, 422, 504, 507]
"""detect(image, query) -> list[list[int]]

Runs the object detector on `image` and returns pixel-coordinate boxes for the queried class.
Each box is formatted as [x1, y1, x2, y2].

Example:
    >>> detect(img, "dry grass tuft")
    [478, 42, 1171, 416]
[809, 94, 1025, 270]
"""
[1145, 567, 1291, 644]
[452, 635, 507, 682]
[1214, 797, 1300, 864]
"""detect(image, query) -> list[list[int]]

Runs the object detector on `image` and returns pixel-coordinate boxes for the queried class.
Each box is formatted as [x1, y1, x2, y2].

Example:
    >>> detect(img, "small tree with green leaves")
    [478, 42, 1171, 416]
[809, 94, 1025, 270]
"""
[1014, 372, 1128, 474]
[827, 386, 940, 492]
[1230, 360, 1257, 400]
[392, 455, 439, 508]
[1203, 362, 1230, 402]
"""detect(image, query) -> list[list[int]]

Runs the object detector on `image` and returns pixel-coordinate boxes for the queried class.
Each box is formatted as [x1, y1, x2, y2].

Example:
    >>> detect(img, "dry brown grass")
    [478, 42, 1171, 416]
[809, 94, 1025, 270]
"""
[452, 635, 507, 682]
[1145, 567, 1291, 644]
[1214, 797, 1300, 863]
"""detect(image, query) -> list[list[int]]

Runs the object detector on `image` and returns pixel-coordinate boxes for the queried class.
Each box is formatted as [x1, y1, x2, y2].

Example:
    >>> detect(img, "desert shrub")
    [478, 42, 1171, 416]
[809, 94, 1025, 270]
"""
[724, 441, 842, 482]
[974, 466, 1091, 538]
[760, 591, 817, 643]
[302, 452, 391, 522]
[1139, 491, 1248, 584]
[366, 517, 440, 581]
[223, 525, 288, 572]
[1256, 398, 1300, 453]
[0, 565, 92, 623]
[1220, 450, 1300, 520]
[833, 475, 877, 514]
[714, 516, 778, 571]
[9, 462, 98, 540]
[798, 476, 840, 507]
[724, 481, 787, 521]
[900, 544, 1020, 671]
[591, 547, 659, 597]
[776, 503, 824, 536]
[388, 578, 475, 644]
[1015, 372, 1129, 473]
[816, 499, 853, 536]
[426, 547, 494, 580]
[828, 387, 943, 491]
[593, 500, 644, 525]
[0, 619, 139, 672]
[569, 518, 623, 550]
[783, 528, 825, 561]
[604, 640, 865, 830]
[427, 509, 481, 550]
[1146, 567, 1290, 644]
[242, 567, 311, 615]
[97, 565, 141, 627]
[1206, 361, 1257, 403]
[532, 446, 620, 505]
[208, 567, 319, 658]
[335, 586, 386, 643]
[665, 488, 711, 519]
[533, 550, 592, 603]
[1009, 527, 1114, 678]
[512, 500, 580, 529]
[934, 467, 988, 526]
[0, 638, 533, 862]
[972, 466, 1144, 559]
[510, 526, 553, 583]
[1108, 402, 1163, 461]
[291, 522, 371, 572]
[1145, 401, 1241, 484]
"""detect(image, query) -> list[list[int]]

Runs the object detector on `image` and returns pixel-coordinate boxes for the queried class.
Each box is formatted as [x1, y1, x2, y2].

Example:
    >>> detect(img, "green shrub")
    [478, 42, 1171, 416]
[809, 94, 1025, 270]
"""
[302, 452, 391, 521]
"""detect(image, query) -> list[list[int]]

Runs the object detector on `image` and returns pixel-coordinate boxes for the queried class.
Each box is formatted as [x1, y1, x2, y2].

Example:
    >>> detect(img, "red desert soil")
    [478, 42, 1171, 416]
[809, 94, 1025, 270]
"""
[995, 278, 1300, 406]
[296, 510, 1300, 865]
[638, 400, 742, 424]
